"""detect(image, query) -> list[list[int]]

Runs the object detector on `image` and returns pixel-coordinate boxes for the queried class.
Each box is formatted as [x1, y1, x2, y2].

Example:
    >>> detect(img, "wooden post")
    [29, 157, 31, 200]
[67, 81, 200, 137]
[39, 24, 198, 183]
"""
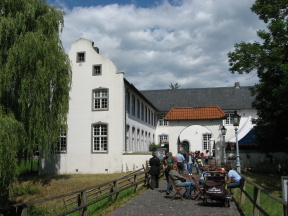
[253, 187, 260, 216]
[284, 202, 288, 216]
[16, 205, 27, 216]
[78, 191, 87, 216]
[134, 174, 138, 192]
[240, 179, 246, 203]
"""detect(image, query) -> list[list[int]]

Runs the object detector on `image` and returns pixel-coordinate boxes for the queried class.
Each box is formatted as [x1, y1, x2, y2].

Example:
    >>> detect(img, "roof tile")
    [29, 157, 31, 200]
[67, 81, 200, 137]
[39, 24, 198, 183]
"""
[164, 106, 226, 120]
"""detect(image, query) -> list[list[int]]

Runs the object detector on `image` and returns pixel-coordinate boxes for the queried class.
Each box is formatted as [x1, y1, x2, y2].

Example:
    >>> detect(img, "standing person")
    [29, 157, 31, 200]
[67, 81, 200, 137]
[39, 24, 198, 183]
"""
[163, 151, 175, 195]
[223, 163, 242, 188]
[186, 151, 194, 175]
[169, 164, 196, 199]
[195, 151, 202, 174]
[175, 151, 185, 174]
[203, 150, 209, 165]
[148, 151, 161, 190]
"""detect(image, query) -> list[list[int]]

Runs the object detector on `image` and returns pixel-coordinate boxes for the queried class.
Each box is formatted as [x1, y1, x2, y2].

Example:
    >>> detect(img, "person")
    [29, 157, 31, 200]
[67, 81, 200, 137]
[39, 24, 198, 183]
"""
[149, 151, 161, 190]
[168, 164, 196, 199]
[163, 151, 175, 195]
[203, 150, 209, 165]
[186, 151, 194, 175]
[194, 151, 202, 174]
[198, 166, 210, 187]
[223, 163, 242, 188]
[175, 151, 185, 174]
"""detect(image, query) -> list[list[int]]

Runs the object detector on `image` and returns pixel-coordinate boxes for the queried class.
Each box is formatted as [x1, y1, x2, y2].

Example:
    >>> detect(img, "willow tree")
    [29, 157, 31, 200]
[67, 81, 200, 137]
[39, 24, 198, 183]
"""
[0, 0, 71, 200]
[228, 0, 288, 152]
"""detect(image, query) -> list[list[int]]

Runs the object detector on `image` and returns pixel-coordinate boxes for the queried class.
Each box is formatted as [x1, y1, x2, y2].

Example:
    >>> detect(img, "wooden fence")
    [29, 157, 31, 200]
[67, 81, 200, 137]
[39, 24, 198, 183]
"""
[237, 173, 288, 216]
[0, 163, 158, 216]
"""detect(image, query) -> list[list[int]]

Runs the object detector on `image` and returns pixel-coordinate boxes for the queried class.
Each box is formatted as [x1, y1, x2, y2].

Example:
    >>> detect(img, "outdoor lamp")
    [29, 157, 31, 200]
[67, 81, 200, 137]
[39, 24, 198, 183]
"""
[233, 111, 241, 173]
[221, 126, 227, 163]
[233, 111, 241, 128]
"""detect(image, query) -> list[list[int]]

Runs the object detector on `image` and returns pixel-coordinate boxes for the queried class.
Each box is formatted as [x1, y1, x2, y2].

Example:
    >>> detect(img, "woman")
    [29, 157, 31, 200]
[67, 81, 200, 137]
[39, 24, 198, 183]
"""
[223, 163, 241, 188]
[186, 151, 194, 175]
[149, 151, 161, 190]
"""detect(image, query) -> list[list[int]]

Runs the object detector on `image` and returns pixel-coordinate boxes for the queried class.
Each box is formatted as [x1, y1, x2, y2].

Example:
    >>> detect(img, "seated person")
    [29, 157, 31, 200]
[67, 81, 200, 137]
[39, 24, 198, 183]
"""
[223, 163, 241, 188]
[198, 166, 211, 187]
[168, 164, 195, 198]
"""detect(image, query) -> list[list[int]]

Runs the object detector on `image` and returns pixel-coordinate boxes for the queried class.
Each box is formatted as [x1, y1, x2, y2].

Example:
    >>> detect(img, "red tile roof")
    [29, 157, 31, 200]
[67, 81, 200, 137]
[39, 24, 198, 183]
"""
[164, 106, 226, 120]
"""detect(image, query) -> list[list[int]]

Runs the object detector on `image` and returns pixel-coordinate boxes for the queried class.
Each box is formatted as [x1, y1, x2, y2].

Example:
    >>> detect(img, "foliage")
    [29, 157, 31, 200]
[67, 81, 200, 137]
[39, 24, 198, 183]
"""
[149, 143, 161, 151]
[169, 82, 181, 89]
[227, 0, 288, 152]
[0, 0, 71, 205]
[0, 0, 72, 155]
[0, 107, 26, 204]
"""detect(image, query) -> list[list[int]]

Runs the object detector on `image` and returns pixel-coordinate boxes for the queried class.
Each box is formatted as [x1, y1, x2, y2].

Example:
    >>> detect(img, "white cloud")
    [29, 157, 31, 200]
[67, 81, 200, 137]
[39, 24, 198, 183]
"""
[60, 0, 265, 90]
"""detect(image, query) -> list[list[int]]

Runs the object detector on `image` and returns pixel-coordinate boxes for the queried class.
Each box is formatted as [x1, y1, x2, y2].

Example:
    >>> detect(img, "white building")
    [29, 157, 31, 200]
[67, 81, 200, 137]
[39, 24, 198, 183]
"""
[39, 38, 258, 174]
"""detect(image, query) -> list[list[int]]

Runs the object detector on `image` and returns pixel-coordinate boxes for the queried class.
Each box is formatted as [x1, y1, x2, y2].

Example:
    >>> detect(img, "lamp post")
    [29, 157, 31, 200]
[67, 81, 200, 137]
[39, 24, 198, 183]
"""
[233, 111, 241, 173]
[221, 126, 227, 163]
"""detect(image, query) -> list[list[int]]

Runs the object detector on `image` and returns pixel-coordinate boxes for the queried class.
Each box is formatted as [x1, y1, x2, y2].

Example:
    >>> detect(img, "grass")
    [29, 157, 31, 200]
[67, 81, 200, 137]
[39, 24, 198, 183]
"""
[233, 172, 284, 216]
[6, 159, 143, 215]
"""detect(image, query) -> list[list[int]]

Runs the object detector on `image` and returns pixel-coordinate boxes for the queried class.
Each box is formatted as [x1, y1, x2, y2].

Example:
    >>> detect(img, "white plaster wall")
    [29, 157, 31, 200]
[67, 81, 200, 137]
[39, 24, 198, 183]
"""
[122, 154, 152, 172]
[40, 38, 126, 174]
[167, 119, 224, 164]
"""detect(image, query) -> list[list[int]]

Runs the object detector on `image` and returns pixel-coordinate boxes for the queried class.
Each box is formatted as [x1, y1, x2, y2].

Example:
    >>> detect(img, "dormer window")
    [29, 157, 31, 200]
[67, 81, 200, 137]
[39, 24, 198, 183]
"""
[93, 65, 101, 76]
[77, 52, 85, 62]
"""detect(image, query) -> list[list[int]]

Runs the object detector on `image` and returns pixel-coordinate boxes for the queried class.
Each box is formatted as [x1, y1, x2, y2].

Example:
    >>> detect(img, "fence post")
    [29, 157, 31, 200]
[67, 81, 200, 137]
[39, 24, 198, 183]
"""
[110, 180, 119, 202]
[77, 191, 87, 216]
[253, 187, 260, 216]
[284, 202, 288, 216]
[134, 174, 138, 192]
[240, 179, 246, 203]
[16, 205, 27, 216]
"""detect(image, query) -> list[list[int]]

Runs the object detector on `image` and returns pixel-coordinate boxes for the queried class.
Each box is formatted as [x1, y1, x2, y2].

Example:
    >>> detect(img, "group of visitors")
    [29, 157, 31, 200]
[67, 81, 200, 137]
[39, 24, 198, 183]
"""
[148, 150, 242, 199]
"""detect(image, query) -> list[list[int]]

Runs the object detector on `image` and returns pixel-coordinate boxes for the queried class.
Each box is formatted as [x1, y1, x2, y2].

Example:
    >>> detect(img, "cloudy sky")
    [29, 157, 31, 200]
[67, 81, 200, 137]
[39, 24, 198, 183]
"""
[47, 0, 266, 90]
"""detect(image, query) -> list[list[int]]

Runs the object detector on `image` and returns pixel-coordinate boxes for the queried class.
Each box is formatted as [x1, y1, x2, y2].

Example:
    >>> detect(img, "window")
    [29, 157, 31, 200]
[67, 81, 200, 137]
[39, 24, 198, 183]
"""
[203, 134, 212, 150]
[77, 52, 85, 62]
[92, 124, 108, 152]
[92, 65, 101, 76]
[137, 99, 140, 118]
[159, 114, 168, 126]
[132, 95, 135, 116]
[126, 92, 130, 114]
[145, 106, 148, 123]
[126, 125, 130, 151]
[141, 103, 144, 121]
[225, 112, 234, 125]
[93, 89, 108, 110]
[56, 129, 67, 153]
[159, 134, 168, 144]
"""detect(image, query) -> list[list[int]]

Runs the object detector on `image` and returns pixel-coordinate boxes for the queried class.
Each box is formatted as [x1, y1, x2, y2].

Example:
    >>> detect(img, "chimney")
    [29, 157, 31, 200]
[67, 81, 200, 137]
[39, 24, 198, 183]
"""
[234, 82, 240, 89]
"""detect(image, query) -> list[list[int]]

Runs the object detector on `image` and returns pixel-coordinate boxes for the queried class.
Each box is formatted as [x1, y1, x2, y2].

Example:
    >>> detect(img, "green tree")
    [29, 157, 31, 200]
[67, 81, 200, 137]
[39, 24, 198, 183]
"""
[228, 0, 288, 152]
[0, 0, 71, 202]
[169, 82, 181, 89]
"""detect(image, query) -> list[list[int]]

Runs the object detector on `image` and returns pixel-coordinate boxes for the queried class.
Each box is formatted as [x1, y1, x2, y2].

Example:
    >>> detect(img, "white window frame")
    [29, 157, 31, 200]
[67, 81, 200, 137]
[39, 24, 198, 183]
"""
[159, 134, 168, 144]
[92, 64, 102, 76]
[159, 114, 169, 126]
[202, 133, 211, 151]
[93, 89, 108, 110]
[56, 129, 67, 153]
[77, 52, 85, 62]
[92, 123, 108, 153]
[225, 112, 234, 125]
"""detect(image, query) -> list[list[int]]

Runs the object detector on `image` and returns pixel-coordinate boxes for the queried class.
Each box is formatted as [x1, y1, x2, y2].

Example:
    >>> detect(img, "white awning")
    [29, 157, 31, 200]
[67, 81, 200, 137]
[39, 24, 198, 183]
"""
[229, 116, 254, 143]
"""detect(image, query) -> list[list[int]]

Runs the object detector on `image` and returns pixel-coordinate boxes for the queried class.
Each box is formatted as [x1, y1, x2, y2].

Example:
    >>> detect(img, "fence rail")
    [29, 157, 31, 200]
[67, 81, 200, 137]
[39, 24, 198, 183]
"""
[238, 173, 288, 216]
[0, 163, 156, 216]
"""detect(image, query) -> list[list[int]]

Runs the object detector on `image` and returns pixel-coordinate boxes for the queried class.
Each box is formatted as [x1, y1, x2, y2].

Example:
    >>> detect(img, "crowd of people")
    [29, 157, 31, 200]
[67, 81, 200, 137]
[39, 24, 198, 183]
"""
[148, 150, 242, 199]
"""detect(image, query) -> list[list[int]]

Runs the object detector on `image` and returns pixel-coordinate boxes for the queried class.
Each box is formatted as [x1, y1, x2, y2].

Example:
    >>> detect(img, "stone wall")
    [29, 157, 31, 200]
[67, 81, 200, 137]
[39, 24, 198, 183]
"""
[227, 151, 288, 174]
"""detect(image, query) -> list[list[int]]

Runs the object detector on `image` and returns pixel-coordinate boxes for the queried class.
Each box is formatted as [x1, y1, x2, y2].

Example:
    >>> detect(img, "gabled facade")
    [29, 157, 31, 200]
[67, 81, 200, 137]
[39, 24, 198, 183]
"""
[40, 38, 258, 174]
